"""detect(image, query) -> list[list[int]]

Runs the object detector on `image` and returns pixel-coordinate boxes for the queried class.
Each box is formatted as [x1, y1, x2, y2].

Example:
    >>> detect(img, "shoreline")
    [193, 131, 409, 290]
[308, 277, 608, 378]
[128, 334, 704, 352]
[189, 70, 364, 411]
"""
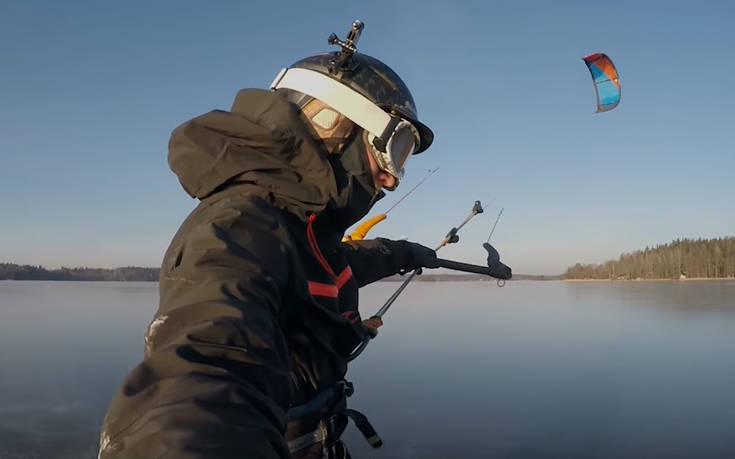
[4, 277, 734, 283]
[564, 277, 735, 282]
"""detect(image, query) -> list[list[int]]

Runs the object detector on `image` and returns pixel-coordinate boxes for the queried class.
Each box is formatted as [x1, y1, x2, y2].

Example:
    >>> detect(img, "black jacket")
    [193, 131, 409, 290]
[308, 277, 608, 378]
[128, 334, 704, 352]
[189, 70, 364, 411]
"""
[99, 89, 427, 458]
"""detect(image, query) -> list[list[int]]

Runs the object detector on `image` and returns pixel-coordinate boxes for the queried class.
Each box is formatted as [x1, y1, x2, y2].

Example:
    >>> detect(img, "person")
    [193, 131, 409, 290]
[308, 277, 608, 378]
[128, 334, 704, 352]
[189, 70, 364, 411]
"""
[99, 20, 439, 459]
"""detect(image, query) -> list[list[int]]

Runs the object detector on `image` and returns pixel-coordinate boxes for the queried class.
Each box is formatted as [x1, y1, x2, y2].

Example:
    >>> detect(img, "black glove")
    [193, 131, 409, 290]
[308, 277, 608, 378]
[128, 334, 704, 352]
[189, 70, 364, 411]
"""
[400, 241, 439, 271]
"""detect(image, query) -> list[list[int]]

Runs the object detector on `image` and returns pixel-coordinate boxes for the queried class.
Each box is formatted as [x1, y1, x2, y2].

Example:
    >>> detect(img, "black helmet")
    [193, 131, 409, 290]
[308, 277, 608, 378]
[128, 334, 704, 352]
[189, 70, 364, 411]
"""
[271, 20, 434, 155]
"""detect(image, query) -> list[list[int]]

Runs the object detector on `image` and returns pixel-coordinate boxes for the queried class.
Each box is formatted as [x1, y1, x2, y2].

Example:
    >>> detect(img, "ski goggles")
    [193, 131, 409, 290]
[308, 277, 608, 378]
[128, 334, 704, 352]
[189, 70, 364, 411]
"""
[363, 120, 418, 182]
[271, 67, 420, 184]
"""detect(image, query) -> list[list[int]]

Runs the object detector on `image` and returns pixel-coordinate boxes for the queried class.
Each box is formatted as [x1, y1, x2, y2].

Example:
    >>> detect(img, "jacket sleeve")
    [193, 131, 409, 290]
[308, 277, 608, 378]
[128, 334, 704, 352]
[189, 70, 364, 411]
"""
[341, 237, 427, 287]
[99, 202, 293, 459]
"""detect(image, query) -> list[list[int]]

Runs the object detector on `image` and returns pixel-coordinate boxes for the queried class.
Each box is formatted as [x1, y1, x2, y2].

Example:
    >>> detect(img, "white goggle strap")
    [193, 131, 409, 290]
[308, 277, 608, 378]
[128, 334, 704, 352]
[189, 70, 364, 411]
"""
[270, 67, 396, 151]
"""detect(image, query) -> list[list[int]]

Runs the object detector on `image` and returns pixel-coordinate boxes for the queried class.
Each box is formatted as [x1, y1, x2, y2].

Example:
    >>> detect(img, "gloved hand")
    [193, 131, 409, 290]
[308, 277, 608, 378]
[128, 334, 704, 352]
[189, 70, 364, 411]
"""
[400, 241, 439, 271]
[362, 317, 383, 330]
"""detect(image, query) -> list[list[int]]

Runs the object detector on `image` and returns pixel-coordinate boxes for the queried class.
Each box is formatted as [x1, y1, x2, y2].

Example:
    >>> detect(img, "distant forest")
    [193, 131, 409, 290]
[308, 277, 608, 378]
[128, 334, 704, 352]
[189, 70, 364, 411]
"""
[564, 237, 735, 280]
[8, 237, 734, 282]
[0, 262, 556, 282]
[0, 264, 159, 281]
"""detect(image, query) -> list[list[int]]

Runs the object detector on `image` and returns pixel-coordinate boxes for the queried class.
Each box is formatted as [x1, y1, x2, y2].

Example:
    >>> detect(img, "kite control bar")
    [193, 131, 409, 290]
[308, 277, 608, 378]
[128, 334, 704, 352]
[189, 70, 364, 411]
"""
[372, 200, 484, 320]
[433, 252, 512, 280]
[347, 200, 489, 362]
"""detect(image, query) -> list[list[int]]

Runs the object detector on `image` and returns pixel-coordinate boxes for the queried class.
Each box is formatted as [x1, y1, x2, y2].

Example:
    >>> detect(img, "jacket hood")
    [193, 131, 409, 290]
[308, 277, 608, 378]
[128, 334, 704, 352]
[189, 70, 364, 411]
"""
[168, 89, 339, 221]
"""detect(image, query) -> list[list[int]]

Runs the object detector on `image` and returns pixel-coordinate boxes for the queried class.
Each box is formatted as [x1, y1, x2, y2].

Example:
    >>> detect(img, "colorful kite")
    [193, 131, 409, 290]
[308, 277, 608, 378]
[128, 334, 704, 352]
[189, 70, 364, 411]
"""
[582, 53, 621, 112]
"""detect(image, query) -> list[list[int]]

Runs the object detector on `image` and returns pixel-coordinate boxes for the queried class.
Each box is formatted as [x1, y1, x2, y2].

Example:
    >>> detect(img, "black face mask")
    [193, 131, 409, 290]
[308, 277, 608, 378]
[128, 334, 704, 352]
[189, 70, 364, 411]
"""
[322, 133, 385, 232]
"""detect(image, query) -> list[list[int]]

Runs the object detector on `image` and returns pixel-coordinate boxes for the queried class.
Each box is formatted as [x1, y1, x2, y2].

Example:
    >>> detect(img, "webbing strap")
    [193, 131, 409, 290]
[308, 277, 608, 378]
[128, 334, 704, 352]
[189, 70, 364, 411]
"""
[308, 281, 339, 298]
[287, 387, 336, 421]
[306, 214, 353, 298]
[344, 409, 383, 448]
[286, 381, 379, 454]
[307, 266, 353, 298]
[288, 421, 327, 454]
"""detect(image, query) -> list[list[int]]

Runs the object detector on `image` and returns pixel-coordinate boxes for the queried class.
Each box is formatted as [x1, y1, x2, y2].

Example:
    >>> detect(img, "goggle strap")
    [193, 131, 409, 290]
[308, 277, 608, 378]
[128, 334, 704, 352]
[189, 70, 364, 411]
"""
[271, 67, 393, 147]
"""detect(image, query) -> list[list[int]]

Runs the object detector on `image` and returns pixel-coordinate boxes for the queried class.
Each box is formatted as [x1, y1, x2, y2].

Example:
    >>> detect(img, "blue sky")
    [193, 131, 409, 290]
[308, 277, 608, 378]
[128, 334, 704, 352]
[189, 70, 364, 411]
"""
[1, 1, 733, 275]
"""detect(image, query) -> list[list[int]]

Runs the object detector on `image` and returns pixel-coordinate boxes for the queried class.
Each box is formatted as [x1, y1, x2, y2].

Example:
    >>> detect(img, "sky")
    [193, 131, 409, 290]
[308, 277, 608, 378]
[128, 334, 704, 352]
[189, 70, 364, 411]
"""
[1, 1, 733, 275]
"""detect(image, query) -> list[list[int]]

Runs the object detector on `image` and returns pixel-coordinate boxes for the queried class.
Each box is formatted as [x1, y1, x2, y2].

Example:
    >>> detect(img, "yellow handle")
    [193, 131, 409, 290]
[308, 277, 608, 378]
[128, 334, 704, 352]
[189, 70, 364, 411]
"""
[342, 214, 387, 241]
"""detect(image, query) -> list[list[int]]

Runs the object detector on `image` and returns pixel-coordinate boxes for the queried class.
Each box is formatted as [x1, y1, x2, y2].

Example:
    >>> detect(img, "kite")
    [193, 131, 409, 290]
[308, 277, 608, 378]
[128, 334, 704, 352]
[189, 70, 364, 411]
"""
[582, 53, 621, 112]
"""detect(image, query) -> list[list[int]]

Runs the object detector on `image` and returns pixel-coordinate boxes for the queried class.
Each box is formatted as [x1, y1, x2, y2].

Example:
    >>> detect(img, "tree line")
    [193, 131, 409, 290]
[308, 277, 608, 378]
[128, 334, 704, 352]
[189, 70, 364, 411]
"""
[0, 263, 159, 281]
[564, 237, 735, 280]
[0, 263, 556, 282]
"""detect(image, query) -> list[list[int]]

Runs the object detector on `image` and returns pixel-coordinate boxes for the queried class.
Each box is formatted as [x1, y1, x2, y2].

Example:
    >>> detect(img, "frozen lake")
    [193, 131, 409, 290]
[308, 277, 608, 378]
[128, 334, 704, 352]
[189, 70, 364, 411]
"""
[1, 280, 734, 458]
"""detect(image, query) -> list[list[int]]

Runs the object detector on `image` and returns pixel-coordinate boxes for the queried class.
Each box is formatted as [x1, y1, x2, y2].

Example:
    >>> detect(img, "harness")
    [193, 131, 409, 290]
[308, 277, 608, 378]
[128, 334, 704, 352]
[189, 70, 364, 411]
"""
[286, 215, 382, 458]
[286, 381, 381, 458]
